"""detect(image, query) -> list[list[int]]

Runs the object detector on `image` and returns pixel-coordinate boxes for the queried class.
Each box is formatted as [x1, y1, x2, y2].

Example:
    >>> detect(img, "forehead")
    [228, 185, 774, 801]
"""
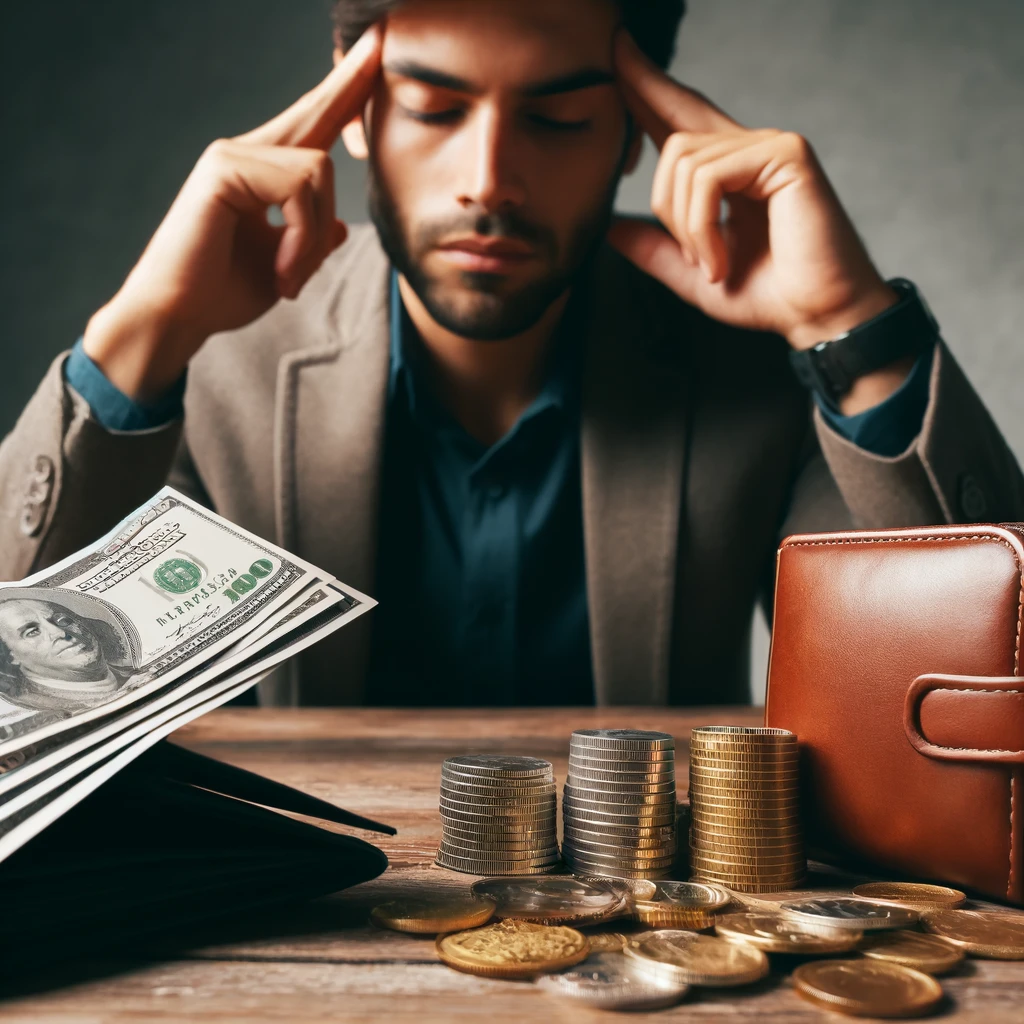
[0, 600, 53, 628]
[383, 0, 620, 84]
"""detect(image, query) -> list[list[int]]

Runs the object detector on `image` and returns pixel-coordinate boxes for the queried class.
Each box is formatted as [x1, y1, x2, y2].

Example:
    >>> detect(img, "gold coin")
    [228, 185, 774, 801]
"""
[625, 929, 769, 986]
[688, 778, 799, 796]
[792, 959, 943, 1017]
[436, 918, 589, 979]
[633, 900, 715, 929]
[690, 821, 802, 840]
[921, 909, 1024, 959]
[370, 895, 497, 934]
[860, 930, 965, 975]
[689, 849, 804, 870]
[714, 911, 861, 954]
[852, 882, 966, 910]
[690, 726, 795, 741]
[587, 932, 629, 953]
[690, 833, 804, 854]
[689, 758, 800, 774]
[688, 746, 799, 760]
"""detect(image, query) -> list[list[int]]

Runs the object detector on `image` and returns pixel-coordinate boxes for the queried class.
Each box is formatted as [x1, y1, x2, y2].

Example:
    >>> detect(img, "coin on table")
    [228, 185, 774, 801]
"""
[470, 876, 631, 924]
[852, 882, 966, 910]
[633, 901, 716, 929]
[571, 729, 675, 750]
[792, 959, 943, 1017]
[624, 929, 769, 986]
[586, 932, 630, 953]
[780, 898, 918, 933]
[715, 911, 862, 954]
[535, 952, 688, 1010]
[859, 930, 965, 974]
[577, 875, 657, 900]
[920, 908, 1024, 959]
[443, 754, 553, 778]
[436, 918, 590, 979]
[369, 894, 497, 934]
[655, 880, 732, 911]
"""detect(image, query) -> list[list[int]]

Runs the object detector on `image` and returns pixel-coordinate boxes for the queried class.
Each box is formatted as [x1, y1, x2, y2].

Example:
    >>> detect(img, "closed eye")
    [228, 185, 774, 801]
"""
[400, 107, 591, 132]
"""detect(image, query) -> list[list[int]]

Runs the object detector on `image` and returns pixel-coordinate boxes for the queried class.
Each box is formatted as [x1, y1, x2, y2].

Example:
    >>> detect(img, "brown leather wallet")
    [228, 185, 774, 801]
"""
[764, 523, 1024, 906]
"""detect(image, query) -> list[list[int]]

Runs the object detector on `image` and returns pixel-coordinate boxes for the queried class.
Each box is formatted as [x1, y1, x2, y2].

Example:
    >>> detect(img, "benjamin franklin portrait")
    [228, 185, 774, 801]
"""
[0, 587, 141, 715]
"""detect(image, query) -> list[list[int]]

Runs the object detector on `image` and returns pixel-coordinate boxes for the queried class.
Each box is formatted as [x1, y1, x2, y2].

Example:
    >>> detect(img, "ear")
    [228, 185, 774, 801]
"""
[334, 46, 370, 160]
[622, 122, 644, 175]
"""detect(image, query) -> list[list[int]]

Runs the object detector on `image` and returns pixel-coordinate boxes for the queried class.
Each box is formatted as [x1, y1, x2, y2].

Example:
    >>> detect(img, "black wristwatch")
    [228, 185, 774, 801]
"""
[788, 278, 939, 410]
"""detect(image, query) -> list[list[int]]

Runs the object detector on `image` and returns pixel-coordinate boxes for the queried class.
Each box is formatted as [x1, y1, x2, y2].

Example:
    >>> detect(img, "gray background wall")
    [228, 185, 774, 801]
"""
[4, 1, 1023, 700]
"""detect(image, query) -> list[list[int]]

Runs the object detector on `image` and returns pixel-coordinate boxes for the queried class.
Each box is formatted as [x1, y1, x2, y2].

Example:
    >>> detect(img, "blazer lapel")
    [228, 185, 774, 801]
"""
[272, 232, 391, 706]
[581, 249, 691, 706]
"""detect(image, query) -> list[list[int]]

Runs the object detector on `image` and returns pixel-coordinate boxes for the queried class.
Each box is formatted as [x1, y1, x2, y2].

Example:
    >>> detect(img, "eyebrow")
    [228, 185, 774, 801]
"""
[383, 61, 615, 98]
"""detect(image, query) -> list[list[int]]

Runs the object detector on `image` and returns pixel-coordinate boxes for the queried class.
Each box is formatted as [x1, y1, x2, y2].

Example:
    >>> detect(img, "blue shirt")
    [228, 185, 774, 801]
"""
[65, 283, 933, 704]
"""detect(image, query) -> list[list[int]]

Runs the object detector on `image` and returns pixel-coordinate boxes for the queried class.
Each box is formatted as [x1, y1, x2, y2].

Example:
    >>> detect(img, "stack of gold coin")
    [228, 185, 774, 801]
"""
[436, 755, 559, 875]
[687, 726, 804, 893]
[561, 729, 677, 879]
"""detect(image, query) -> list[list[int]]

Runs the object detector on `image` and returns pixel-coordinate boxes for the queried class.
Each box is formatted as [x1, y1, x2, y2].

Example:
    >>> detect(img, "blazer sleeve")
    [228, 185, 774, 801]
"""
[810, 340, 1024, 528]
[0, 352, 194, 580]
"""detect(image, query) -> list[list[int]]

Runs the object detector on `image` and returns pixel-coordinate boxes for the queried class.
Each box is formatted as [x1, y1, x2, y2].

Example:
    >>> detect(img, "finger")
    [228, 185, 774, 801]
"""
[651, 132, 716, 265]
[238, 22, 383, 150]
[688, 133, 798, 284]
[606, 216, 710, 305]
[613, 28, 738, 147]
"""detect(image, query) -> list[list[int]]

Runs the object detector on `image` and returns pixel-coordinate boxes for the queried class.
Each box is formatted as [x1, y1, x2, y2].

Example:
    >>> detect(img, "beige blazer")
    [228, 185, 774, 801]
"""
[3, 227, 1022, 706]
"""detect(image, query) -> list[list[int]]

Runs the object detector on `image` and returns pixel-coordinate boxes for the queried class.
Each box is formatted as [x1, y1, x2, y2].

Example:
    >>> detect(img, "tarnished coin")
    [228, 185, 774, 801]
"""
[369, 894, 497, 934]
[852, 882, 966, 910]
[921, 908, 1024, 959]
[471, 876, 631, 924]
[443, 755, 552, 777]
[571, 729, 675, 750]
[436, 919, 589, 979]
[860, 930, 965, 974]
[792, 959, 943, 1017]
[781, 898, 918, 933]
[536, 952, 688, 1010]
[715, 911, 861, 954]
[624, 929, 769, 986]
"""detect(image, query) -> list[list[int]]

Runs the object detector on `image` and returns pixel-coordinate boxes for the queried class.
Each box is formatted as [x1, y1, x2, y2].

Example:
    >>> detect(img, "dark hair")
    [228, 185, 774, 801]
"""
[331, 0, 687, 71]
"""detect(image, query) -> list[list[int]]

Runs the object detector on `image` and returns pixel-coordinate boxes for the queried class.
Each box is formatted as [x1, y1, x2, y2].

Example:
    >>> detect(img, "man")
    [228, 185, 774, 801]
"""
[1, 0, 1021, 707]
[0, 592, 138, 715]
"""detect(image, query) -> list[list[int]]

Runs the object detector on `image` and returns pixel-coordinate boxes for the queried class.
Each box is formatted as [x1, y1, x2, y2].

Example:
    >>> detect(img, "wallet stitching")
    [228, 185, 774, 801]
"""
[787, 532, 1024, 898]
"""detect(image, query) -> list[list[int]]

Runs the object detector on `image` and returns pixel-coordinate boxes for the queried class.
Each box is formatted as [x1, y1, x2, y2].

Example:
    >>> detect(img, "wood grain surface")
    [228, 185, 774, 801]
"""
[0, 707, 1020, 1023]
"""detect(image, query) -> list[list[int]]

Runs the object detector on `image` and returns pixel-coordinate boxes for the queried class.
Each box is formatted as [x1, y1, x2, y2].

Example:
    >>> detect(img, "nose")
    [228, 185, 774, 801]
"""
[456, 104, 527, 213]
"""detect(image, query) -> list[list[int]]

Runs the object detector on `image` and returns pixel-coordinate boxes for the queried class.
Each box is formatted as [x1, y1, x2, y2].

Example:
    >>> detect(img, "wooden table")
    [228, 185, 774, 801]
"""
[1, 707, 1021, 1022]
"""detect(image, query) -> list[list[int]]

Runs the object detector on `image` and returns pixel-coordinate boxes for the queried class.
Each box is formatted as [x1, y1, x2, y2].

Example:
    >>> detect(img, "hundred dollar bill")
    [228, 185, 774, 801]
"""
[0, 584, 366, 862]
[0, 487, 369, 756]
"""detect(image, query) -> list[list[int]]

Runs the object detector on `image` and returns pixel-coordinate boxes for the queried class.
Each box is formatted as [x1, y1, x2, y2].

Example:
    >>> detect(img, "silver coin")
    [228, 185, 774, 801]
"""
[443, 755, 553, 776]
[440, 807, 555, 826]
[564, 825, 677, 849]
[439, 792, 557, 810]
[566, 779, 677, 796]
[563, 834, 677, 856]
[568, 746, 676, 763]
[471, 876, 630, 921]
[569, 755, 675, 774]
[563, 804, 676, 826]
[441, 776, 556, 794]
[535, 953, 688, 1010]
[571, 729, 675, 748]
[564, 783, 676, 805]
[780, 898, 919, 932]
[653, 880, 732, 910]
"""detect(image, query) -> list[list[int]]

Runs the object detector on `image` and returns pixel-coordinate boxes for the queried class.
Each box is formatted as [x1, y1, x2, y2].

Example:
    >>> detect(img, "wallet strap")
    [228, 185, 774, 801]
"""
[904, 673, 1024, 764]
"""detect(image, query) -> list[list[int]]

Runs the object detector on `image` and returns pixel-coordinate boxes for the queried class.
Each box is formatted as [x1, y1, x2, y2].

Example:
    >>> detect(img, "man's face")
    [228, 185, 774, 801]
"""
[359, 0, 632, 340]
[0, 600, 105, 681]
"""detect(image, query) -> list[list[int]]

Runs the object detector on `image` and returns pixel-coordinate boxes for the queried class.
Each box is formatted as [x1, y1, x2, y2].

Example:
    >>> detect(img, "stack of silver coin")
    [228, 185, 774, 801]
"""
[562, 729, 677, 879]
[436, 755, 560, 875]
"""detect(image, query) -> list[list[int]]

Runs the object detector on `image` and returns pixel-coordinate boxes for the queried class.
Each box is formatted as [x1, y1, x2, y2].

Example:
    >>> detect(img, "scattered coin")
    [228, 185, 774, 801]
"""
[436, 919, 590, 979]
[369, 894, 497, 934]
[715, 911, 862, 954]
[470, 876, 631, 925]
[535, 952, 688, 1010]
[586, 932, 629, 953]
[780, 898, 918, 933]
[852, 881, 966, 910]
[624, 929, 769, 986]
[792, 959, 943, 1017]
[920, 908, 1024, 960]
[859, 930, 965, 974]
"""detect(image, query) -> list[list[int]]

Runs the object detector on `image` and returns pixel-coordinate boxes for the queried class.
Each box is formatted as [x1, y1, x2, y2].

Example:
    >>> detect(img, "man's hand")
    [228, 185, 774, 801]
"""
[83, 25, 382, 402]
[607, 30, 900, 366]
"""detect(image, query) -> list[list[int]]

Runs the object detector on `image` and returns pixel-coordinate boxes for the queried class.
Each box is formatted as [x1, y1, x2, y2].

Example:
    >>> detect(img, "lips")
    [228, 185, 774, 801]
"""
[436, 235, 536, 272]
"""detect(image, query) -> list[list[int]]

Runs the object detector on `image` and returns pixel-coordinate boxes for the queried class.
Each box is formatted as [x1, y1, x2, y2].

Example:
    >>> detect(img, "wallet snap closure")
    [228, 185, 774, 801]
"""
[904, 673, 1024, 764]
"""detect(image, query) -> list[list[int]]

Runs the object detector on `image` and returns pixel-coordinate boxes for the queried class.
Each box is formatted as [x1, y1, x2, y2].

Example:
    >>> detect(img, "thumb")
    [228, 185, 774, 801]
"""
[606, 216, 705, 302]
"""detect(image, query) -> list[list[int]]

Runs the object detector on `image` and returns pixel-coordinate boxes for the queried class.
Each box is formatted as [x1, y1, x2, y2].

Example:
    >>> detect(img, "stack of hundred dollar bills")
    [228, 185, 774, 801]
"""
[0, 487, 374, 864]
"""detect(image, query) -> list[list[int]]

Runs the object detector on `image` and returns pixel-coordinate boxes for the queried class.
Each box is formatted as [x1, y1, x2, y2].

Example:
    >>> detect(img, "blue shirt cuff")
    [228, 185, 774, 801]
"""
[64, 337, 186, 432]
[815, 343, 935, 457]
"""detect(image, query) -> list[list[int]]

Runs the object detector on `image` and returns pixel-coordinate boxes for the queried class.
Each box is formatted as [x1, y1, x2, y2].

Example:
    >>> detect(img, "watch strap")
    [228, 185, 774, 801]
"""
[789, 278, 938, 409]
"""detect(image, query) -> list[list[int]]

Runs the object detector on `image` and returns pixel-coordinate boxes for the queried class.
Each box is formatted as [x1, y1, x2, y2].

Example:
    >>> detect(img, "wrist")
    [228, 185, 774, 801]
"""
[786, 283, 900, 352]
[83, 296, 198, 403]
